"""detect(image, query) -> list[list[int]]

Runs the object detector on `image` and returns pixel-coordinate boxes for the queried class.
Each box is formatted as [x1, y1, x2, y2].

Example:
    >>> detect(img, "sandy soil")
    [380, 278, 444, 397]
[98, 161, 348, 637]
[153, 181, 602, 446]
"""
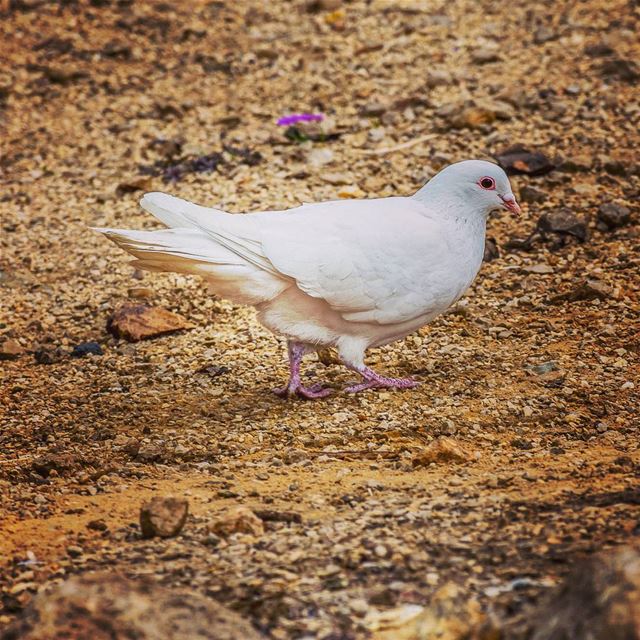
[1, 0, 639, 637]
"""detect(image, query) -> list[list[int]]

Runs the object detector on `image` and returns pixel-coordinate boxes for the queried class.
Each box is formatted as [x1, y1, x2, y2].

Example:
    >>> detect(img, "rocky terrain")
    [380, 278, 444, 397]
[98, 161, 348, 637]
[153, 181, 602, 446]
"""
[0, 0, 638, 637]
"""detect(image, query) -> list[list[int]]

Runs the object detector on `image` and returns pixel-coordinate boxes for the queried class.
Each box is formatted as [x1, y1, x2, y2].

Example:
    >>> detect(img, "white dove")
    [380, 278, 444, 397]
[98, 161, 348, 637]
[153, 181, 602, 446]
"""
[95, 160, 520, 398]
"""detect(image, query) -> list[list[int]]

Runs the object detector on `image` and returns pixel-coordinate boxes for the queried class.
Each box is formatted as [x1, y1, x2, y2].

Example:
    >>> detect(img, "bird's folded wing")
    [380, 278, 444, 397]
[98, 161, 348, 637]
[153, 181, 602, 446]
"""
[178, 196, 452, 326]
[260, 201, 453, 325]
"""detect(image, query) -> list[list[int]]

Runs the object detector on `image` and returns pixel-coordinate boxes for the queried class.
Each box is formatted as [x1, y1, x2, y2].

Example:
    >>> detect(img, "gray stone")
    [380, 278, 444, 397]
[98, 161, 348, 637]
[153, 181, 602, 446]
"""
[597, 203, 631, 230]
[519, 185, 548, 204]
[537, 209, 588, 242]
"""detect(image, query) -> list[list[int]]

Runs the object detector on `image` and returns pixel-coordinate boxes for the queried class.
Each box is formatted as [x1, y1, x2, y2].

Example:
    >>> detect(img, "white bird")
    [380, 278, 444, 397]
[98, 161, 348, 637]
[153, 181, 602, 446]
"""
[95, 160, 520, 398]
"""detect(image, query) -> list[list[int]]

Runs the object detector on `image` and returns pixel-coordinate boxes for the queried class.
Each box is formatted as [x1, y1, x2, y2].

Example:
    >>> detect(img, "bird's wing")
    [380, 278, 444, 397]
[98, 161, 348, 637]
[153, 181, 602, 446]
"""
[258, 198, 456, 325]
[174, 194, 456, 325]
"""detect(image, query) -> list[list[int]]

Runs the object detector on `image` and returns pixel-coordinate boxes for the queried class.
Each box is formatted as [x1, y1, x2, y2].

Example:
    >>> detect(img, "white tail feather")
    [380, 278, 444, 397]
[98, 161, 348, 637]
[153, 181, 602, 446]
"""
[92, 226, 286, 304]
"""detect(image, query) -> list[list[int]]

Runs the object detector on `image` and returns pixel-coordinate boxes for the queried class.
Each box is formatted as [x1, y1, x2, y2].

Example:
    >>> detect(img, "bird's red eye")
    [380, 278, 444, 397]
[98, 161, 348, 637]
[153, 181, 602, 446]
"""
[479, 177, 496, 190]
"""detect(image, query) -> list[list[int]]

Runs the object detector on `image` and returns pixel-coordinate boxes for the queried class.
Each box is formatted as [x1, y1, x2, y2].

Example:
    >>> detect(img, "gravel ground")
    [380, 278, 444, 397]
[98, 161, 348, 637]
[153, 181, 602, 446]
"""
[1, 0, 639, 637]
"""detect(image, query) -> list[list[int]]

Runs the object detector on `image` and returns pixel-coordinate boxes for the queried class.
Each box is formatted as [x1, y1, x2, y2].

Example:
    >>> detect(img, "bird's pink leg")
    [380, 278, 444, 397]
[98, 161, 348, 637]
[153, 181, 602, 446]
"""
[344, 365, 419, 393]
[273, 342, 332, 399]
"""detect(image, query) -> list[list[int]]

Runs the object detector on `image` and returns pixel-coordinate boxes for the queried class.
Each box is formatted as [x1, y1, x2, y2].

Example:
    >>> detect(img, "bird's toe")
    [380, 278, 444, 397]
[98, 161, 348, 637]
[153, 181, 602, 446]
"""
[297, 384, 333, 399]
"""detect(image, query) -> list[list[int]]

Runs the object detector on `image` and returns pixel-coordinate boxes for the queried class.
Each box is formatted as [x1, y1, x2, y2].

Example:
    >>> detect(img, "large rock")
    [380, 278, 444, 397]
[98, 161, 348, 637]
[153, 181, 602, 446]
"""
[0, 338, 24, 361]
[495, 145, 555, 176]
[526, 546, 640, 640]
[549, 278, 613, 304]
[506, 209, 588, 250]
[1, 573, 265, 640]
[31, 453, 83, 478]
[140, 496, 189, 538]
[536, 210, 588, 243]
[107, 303, 193, 342]
[208, 506, 265, 538]
[412, 438, 469, 467]
[597, 202, 631, 230]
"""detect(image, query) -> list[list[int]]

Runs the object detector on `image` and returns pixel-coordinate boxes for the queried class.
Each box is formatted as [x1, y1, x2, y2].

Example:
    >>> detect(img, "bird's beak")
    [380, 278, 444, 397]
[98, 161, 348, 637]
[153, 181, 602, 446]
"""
[500, 193, 521, 215]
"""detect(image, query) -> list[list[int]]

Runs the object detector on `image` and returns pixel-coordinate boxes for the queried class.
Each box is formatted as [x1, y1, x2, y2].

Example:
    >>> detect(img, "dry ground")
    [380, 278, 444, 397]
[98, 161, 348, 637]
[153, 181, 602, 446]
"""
[1, 0, 639, 637]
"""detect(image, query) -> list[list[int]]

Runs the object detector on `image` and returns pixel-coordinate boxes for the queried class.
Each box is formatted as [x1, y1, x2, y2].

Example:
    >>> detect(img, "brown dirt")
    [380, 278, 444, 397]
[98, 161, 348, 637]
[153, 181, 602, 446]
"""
[1, 0, 639, 637]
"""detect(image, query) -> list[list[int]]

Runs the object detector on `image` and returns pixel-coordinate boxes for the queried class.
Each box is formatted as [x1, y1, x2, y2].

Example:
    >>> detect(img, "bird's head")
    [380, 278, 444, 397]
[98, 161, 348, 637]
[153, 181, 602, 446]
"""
[423, 160, 521, 217]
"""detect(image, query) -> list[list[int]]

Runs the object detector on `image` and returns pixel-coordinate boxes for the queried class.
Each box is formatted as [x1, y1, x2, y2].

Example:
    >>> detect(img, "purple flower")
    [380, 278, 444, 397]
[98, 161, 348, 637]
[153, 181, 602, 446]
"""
[276, 113, 324, 126]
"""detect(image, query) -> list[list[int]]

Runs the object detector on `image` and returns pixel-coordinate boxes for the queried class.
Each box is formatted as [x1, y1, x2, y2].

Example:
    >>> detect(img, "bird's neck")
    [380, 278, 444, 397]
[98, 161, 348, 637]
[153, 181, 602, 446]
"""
[413, 184, 489, 228]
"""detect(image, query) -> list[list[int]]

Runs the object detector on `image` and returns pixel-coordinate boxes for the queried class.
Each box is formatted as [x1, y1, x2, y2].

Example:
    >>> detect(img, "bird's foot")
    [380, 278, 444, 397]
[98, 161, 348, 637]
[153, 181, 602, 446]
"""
[273, 381, 332, 400]
[345, 370, 419, 393]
